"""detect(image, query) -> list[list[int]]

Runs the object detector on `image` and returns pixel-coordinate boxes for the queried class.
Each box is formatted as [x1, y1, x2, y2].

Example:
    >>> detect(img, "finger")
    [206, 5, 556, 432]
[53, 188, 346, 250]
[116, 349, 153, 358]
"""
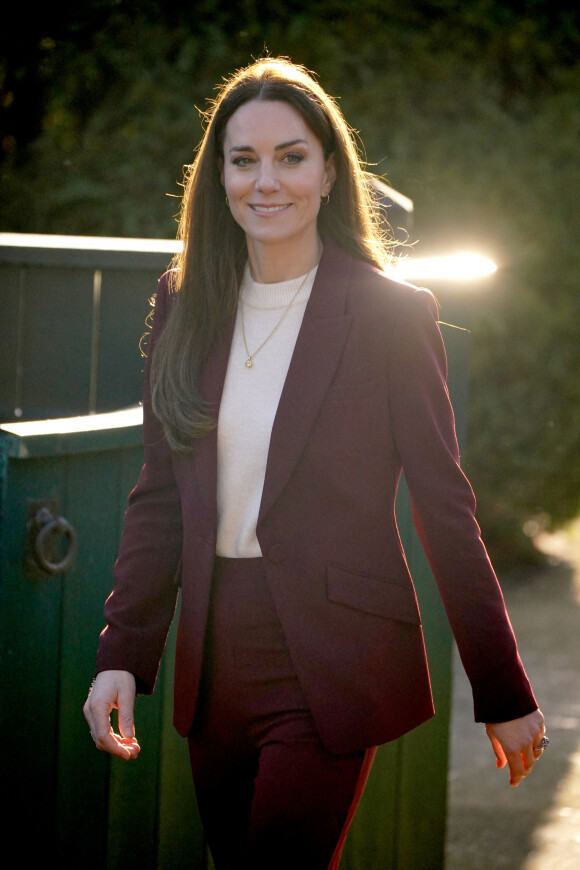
[506, 749, 532, 787]
[83, 697, 105, 744]
[485, 726, 507, 769]
[84, 693, 114, 739]
[493, 743, 508, 769]
[495, 750, 507, 769]
[117, 685, 136, 740]
[87, 708, 139, 759]
[522, 743, 536, 772]
[84, 697, 139, 760]
[94, 729, 139, 760]
[532, 729, 549, 757]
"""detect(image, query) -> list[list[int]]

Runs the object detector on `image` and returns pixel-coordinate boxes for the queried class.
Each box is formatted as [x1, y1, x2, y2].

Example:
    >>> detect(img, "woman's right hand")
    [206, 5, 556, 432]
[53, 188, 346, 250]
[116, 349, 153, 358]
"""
[83, 670, 140, 760]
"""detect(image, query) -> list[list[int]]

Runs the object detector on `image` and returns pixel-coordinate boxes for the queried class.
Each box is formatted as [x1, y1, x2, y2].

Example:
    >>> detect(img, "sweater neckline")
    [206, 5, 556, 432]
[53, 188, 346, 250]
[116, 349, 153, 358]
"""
[240, 263, 318, 310]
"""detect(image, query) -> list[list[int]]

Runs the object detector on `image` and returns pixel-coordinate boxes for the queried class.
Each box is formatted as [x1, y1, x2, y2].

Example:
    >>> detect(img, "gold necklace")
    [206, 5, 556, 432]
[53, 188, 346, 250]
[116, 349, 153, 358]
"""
[240, 268, 313, 368]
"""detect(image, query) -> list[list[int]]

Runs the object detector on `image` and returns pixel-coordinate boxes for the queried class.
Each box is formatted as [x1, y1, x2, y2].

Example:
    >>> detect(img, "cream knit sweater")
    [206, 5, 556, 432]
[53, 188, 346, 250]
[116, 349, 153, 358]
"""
[216, 263, 318, 557]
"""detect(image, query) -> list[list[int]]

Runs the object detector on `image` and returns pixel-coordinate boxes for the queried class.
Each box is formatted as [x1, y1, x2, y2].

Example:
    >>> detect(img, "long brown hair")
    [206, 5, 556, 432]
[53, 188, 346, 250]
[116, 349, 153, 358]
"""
[151, 57, 392, 452]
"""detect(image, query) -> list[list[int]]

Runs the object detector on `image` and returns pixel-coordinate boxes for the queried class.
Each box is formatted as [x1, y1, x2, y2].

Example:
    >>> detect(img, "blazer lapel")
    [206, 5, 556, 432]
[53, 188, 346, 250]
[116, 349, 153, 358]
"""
[190, 317, 235, 526]
[258, 243, 354, 523]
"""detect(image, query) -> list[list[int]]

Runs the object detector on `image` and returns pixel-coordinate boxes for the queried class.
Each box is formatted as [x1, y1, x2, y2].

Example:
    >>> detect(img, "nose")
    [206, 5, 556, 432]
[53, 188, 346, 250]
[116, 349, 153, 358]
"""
[255, 161, 280, 193]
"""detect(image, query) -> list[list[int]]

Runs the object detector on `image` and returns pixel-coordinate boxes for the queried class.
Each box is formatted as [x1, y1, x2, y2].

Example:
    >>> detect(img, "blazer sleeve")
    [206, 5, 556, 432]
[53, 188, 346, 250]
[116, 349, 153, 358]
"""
[388, 287, 537, 723]
[95, 273, 183, 694]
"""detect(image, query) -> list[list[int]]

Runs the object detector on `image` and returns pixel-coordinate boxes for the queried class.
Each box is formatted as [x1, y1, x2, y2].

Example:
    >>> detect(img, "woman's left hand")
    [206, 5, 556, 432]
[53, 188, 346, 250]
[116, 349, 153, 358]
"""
[485, 708, 546, 786]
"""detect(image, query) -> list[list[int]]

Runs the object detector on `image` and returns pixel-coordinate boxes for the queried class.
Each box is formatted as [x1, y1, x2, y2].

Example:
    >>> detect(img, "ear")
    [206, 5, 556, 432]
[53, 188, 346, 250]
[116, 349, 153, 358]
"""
[323, 153, 337, 195]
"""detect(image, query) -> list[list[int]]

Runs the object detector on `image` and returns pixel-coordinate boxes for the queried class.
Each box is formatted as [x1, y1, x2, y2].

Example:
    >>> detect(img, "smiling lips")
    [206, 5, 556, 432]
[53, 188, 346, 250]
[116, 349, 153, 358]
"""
[250, 204, 291, 214]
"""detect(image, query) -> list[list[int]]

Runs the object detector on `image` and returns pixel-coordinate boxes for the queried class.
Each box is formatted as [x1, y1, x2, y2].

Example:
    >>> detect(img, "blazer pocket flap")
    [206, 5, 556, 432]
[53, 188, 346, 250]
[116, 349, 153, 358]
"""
[326, 564, 421, 625]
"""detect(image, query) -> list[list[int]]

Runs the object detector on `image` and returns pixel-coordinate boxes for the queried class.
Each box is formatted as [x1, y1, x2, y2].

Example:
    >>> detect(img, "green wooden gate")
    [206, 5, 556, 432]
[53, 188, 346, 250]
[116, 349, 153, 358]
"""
[0, 233, 475, 869]
[0, 414, 204, 869]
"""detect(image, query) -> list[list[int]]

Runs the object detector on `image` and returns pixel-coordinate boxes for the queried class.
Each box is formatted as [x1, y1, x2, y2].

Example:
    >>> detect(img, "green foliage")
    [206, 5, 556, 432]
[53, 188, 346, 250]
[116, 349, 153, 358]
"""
[1, 0, 579, 563]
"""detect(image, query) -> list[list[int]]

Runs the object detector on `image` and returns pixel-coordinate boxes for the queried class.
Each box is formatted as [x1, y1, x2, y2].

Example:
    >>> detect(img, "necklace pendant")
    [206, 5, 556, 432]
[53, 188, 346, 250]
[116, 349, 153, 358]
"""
[245, 357, 253, 368]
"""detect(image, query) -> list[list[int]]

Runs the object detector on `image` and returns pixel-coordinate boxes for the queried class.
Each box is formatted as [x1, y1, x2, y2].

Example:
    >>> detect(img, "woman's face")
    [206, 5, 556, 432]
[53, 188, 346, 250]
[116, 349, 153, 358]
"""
[221, 99, 335, 262]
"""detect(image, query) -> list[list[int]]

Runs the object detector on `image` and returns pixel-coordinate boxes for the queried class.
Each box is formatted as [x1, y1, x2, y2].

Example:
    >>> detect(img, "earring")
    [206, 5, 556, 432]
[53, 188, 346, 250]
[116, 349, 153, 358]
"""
[321, 193, 330, 205]
[225, 195, 230, 207]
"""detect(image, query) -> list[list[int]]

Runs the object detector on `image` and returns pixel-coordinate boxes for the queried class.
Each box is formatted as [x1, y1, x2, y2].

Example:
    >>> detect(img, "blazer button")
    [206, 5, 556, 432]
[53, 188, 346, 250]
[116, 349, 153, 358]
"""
[267, 544, 287, 563]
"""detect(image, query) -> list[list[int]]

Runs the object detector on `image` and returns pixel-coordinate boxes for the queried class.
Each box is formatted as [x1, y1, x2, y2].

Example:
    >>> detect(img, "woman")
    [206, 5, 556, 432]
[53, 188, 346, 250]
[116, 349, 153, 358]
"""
[84, 57, 546, 869]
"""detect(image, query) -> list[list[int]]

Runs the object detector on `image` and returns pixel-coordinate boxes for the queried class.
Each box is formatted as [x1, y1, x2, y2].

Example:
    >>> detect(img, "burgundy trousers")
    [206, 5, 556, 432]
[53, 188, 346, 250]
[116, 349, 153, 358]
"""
[187, 557, 376, 870]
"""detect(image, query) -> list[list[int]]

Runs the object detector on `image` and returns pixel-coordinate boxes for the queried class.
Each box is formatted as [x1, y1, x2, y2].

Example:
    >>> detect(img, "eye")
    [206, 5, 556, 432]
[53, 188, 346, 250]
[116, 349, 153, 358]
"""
[282, 152, 304, 165]
[232, 155, 254, 167]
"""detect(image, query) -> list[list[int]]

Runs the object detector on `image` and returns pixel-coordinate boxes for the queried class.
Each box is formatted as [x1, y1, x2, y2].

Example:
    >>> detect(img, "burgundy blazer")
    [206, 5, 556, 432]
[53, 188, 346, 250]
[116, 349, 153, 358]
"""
[96, 242, 537, 753]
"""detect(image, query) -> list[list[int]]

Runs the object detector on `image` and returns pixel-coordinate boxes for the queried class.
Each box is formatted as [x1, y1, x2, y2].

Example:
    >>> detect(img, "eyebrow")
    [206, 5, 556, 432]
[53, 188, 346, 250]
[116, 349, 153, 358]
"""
[228, 138, 308, 154]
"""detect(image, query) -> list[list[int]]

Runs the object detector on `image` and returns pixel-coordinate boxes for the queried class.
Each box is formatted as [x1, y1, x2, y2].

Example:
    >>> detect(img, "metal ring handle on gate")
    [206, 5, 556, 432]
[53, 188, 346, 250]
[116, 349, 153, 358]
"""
[32, 507, 78, 574]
